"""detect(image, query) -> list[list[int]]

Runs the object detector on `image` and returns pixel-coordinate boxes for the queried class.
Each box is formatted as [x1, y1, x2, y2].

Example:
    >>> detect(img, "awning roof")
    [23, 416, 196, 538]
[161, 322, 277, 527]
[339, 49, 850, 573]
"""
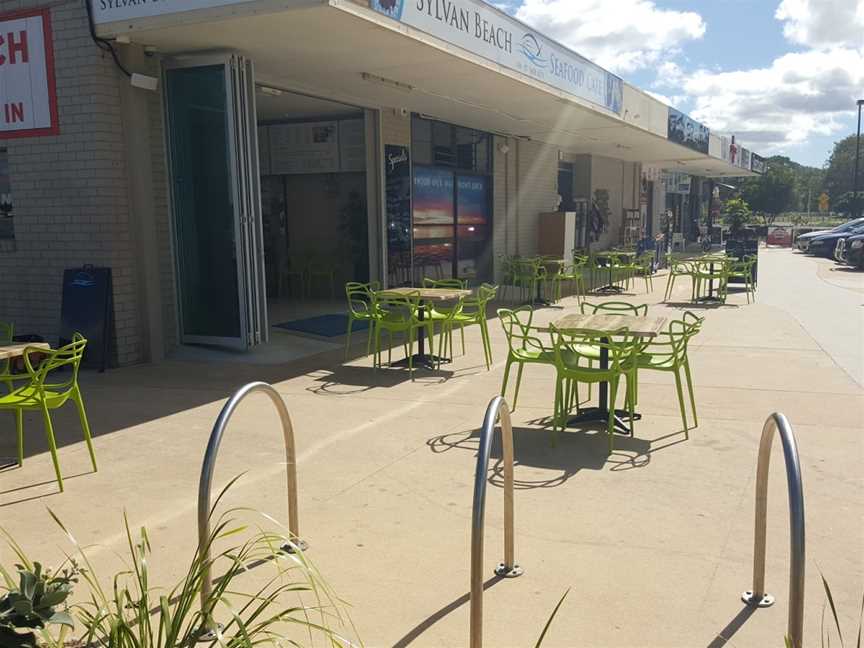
[99, 0, 754, 176]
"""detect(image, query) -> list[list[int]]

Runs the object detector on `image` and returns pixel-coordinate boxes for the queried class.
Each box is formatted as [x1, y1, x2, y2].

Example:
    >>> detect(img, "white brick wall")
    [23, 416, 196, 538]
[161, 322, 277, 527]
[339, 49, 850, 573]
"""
[0, 0, 143, 365]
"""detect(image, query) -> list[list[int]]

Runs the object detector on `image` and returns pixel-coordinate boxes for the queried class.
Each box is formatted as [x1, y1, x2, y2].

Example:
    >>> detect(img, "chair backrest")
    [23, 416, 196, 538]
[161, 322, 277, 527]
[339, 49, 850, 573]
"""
[29, 333, 87, 396]
[375, 292, 420, 324]
[497, 307, 550, 357]
[346, 282, 375, 317]
[552, 327, 638, 372]
[580, 301, 648, 317]
[423, 278, 467, 289]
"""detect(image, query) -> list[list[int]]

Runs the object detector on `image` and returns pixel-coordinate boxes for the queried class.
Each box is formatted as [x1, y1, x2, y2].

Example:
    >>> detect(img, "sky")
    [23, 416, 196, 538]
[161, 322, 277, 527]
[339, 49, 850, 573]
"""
[495, 0, 864, 168]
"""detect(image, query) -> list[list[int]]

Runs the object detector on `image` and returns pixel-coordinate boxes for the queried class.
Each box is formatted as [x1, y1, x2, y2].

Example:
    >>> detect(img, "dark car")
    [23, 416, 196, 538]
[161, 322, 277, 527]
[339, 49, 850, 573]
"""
[807, 224, 864, 258]
[796, 218, 864, 251]
[836, 233, 864, 269]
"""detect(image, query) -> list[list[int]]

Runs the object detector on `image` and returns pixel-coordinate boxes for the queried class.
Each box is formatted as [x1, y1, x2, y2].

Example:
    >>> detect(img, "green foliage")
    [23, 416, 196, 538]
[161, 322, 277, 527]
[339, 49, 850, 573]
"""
[1, 478, 358, 648]
[0, 537, 77, 648]
[835, 191, 864, 217]
[740, 161, 796, 222]
[534, 589, 569, 647]
[817, 570, 864, 648]
[722, 197, 753, 237]
[824, 135, 862, 201]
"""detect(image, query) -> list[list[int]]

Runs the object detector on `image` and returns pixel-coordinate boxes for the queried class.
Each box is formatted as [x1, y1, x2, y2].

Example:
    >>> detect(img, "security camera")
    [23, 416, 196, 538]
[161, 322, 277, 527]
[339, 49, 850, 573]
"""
[398, 107, 410, 118]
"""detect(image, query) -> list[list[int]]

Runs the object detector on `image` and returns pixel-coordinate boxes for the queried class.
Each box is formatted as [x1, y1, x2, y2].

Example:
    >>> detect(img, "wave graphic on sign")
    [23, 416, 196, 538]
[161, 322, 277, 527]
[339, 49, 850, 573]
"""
[518, 33, 547, 68]
[372, 0, 405, 20]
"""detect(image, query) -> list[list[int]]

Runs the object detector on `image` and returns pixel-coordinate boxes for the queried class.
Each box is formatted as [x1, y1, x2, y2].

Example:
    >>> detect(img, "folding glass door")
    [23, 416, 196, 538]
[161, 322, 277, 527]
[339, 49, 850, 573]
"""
[165, 55, 267, 349]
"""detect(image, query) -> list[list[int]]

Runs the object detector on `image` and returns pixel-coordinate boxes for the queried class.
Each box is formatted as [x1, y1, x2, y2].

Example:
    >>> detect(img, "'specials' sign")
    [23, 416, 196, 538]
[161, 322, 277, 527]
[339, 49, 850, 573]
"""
[370, 0, 623, 115]
[0, 9, 58, 139]
[92, 0, 259, 24]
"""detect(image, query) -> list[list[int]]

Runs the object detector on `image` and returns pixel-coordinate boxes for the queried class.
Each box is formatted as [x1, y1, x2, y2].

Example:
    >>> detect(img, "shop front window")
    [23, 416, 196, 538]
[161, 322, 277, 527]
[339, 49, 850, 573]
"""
[0, 150, 13, 240]
[411, 116, 493, 282]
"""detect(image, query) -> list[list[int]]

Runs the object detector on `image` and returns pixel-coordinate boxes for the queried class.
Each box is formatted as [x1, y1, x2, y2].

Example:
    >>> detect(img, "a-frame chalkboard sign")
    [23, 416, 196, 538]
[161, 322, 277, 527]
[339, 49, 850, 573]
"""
[59, 265, 113, 372]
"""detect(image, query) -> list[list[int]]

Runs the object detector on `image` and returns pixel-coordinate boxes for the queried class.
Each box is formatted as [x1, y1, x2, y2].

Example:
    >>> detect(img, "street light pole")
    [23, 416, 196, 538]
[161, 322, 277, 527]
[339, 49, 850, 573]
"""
[854, 99, 864, 219]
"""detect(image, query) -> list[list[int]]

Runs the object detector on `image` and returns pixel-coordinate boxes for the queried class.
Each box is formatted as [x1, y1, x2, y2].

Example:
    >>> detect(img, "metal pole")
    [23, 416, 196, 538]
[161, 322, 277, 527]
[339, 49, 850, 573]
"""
[197, 382, 303, 628]
[470, 396, 523, 648]
[853, 100, 863, 219]
[741, 413, 806, 648]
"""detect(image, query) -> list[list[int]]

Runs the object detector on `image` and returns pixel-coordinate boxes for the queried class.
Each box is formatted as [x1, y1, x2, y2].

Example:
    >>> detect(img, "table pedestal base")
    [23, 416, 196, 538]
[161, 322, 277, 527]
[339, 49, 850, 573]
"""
[389, 354, 450, 370]
[566, 407, 641, 435]
[595, 285, 625, 294]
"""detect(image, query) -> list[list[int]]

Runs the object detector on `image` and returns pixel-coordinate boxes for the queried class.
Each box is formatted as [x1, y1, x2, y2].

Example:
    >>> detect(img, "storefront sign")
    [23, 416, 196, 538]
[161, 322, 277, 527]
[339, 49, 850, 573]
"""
[750, 152, 766, 174]
[0, 9, 58, 139]
[370, 0, 623, 114]
[739, 147, 751, 170]
[667, 108, 709, 154]
[662, 171, 691, 196]
[91, 0, 258, 24]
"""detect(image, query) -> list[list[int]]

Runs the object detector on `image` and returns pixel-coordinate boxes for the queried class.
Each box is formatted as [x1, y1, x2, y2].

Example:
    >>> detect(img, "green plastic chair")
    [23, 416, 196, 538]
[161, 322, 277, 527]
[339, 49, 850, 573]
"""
[692, 259, 730, 303]
[451, 284, 497, 370]
[511, 259, 540, 303]
[634, 314, 703, 434]
[498, 307, 555, 411]
[632, 253, 655, 294]
[345, 282, 379, 359]
[727, 255, 757, 303]
[550, 326, 641, 451]
[663, 260, 696, 302]
[307, 257, 337, 299]
[0, 333, 97, 491]
[580, 301, 648, 317]
[372, 292, 434, 381]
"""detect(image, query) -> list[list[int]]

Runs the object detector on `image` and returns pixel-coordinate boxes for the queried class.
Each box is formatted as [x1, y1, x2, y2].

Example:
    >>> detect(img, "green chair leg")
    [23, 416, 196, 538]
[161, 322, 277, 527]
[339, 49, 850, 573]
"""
[674, 368, 689, 435]
[501, 358, 513, 400]
[74, 390, 97, 472]
[512, 362, 525, 411]
[41, 405, 63, 492]
[684, 360, 698, 429]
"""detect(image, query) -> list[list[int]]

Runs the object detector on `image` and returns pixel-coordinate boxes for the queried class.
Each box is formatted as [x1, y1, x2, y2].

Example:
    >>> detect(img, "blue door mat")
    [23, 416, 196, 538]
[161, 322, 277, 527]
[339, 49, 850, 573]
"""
[273, 314, 368, 338]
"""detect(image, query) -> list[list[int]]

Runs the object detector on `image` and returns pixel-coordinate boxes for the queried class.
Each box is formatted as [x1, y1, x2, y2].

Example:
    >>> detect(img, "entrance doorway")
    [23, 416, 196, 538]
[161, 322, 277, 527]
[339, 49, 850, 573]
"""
[256, 90, 372, 327]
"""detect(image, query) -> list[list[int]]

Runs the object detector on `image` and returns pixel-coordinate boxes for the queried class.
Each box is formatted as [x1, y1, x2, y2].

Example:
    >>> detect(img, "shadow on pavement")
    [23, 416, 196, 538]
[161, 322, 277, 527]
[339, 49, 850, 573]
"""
[705, 605, 758, 648]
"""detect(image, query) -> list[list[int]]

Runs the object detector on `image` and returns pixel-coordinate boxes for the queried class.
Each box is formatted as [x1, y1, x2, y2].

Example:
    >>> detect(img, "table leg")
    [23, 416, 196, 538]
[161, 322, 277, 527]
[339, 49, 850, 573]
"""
[566, 337, 638, 435]
[417, 305, 426, 358]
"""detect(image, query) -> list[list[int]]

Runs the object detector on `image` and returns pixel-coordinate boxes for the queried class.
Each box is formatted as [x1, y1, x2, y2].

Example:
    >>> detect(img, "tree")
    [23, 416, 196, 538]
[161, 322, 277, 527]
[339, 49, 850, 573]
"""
[835, 191, 864, 217]
[740, 159, 796, 224]
[824, 135, 860, 202]
[722, 197, 753, 237]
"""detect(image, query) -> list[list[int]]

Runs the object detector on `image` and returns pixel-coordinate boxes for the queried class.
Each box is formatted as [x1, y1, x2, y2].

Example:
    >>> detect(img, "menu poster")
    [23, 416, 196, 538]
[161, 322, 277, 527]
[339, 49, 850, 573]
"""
[269, 121, 339, 174]
[384, 145, 412, 266]
[339, 119, 366, 172]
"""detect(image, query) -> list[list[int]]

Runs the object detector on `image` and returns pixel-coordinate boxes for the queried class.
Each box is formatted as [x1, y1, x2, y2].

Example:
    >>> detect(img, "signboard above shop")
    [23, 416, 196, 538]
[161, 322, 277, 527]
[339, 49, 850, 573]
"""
[91, 0, 259, 24]
[667, 108, 709, 154]
[0, 8, 59, 139]
[370, 0, 623, 115]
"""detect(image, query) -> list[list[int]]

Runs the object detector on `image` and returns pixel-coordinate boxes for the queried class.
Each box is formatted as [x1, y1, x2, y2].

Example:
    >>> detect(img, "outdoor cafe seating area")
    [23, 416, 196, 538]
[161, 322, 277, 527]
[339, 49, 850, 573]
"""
[337, 245, 759, 452]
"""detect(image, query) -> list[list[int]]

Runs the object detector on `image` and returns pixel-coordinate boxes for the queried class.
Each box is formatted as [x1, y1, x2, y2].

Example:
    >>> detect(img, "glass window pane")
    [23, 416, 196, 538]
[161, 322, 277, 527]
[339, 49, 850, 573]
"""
[166, 65, 242, 339]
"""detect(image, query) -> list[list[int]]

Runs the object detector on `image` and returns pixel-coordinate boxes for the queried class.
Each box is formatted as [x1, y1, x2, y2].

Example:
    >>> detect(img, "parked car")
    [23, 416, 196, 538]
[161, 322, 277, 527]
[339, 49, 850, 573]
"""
[807, 224, 864, 258]
[795, 218, 864, 251]
[835, 233, 864, 269]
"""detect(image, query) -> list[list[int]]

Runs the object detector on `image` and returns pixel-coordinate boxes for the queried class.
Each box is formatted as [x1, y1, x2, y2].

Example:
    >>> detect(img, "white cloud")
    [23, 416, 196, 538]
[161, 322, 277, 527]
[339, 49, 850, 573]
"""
[644, 90, 673, 106]
[512, 0, 705, 74]
[775, 0, 864, 49]
[683, 47, 864, 152]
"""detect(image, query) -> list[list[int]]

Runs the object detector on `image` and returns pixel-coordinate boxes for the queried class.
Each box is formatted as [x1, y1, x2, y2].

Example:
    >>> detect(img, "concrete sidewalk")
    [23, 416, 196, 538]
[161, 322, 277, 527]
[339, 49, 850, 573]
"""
[1, 248, 862, 647]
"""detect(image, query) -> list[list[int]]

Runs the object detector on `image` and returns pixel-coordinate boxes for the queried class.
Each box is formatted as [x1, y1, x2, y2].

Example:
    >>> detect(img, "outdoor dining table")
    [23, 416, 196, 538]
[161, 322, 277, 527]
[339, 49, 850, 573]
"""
[377, 286, 472, 369]
[0, 342, 51, 470]
[549, 312, 667, 435]
[593, 251, 637, 294]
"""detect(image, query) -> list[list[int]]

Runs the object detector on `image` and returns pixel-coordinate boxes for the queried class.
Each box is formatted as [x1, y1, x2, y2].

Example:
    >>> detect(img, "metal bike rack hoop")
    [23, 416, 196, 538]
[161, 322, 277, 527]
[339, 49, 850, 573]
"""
[197, 382, 305, 624]
[470, 396, 523, 648]
[741, 412, 805, 648]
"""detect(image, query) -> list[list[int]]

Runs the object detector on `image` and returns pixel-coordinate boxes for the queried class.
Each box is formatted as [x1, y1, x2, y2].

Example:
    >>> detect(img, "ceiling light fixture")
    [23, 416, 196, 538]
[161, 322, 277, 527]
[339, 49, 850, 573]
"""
[361, 72, 413, 93]
[258, 86, 284, 97]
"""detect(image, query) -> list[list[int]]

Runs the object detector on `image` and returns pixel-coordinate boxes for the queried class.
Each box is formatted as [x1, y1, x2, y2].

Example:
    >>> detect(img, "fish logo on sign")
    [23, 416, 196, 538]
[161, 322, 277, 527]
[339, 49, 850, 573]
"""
[518, 33, 547, 68]
[372, 0, 405, 20]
